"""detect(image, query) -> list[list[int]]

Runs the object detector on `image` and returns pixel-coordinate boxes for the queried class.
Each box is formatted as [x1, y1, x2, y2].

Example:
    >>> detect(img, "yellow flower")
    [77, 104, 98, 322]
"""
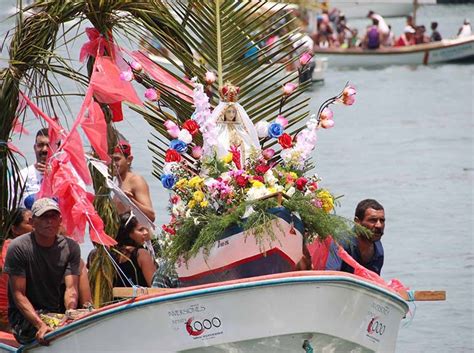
[289, 172, 298, 180]
[250, 180, 264, 188]
[268, 187, 277, 194]
[188, 176, 204, 189]
[222, 153, 233, 164]
[193, 190, 205, 202]
[318, 190, 334, 213]
[175, 178, 188, 189]
[200, 200, 209, 208]
[188, 200, 196, 209]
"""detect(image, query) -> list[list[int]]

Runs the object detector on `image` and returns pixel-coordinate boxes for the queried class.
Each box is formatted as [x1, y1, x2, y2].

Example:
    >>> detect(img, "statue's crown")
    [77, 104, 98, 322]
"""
[220, 82, 240, 102]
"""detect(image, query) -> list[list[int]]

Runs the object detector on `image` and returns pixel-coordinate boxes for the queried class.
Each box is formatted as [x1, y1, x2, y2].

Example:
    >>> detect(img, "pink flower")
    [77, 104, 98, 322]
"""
[320, 119, 335, 129]
[275, 114, 288, 128]
[144, 88, 159, 101]
[262, 148, 275, 160]
[167, 126, 180, 138]
[282, 82, 298, 96]
[320, 107, 333, 121]
[119, 70, 133, 82]
[130, 61, 143, 72]
[340, 85, 356, 106]
[299, 52, 312, 66]
[205, 71, 216, 84]
[191, 145, 203, 159]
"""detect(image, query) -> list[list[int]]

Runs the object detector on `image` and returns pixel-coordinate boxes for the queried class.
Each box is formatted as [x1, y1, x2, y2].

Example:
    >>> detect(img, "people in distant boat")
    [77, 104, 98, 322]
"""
[310, 199, 385, 276]
[457, 19, 472, 38]
[382, 25, 396, 47]
[414, 25, 430, 45]
[112, 140, 155, 222]
[406, 15, 416, 32]
[362, 18, 381, 50]
[430, 22, 442, 42]
[395, 26, 416, 47]
[367, 10, 389, 44]
[3, 198, 84, 345]
[112, 213, 156, 288]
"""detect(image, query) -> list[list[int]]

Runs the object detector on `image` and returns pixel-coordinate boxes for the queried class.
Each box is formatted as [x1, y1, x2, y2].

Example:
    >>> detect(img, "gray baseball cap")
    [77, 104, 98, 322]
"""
[31, 198, 60, 217]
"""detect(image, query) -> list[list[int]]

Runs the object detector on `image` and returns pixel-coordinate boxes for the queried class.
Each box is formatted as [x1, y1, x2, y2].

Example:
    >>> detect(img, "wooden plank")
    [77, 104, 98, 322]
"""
[113, 287, 173, 298]
[398, 290, 446, 301]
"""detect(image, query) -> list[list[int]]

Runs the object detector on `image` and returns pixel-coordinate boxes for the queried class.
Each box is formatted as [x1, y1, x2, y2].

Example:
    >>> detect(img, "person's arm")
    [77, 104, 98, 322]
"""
[63, 274, 79, 310]
[9, 275, 52, 345]
[137, 249, 156, 287]
[128, 175, 155, 222]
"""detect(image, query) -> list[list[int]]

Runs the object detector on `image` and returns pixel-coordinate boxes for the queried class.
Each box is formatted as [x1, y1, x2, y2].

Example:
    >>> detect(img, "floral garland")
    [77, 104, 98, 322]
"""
[153, 69, 356, 259]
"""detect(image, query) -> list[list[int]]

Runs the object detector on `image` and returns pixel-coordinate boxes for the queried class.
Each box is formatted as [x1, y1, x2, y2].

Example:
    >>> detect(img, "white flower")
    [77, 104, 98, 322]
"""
[264, 169, 277, 186]
[178, 129, 193, 144]
[163, 162, 179, 174]
[255, 121, 270, 138]
[246, 186, 269, 201]
[286, 186, 296, 197]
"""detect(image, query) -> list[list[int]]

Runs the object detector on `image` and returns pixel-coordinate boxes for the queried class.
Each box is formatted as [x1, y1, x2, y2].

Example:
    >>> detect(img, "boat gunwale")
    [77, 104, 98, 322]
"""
[313, 36, 474, 56]
[16, 271, 409, 351]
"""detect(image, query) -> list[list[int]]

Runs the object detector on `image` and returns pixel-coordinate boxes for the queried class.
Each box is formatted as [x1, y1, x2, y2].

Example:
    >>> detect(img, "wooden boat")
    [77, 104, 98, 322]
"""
[0, 271, 411, 353]
[314, 35, 474, 67]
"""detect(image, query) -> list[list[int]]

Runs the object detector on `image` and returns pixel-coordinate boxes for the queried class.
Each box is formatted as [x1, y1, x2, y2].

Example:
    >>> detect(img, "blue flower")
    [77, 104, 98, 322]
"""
[268, 123, 284, 138]
[169, 139, 188, 154]
[161, 174, 176, 189]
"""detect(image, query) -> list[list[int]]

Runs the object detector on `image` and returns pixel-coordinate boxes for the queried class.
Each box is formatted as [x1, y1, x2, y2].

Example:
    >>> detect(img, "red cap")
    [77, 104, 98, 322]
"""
[114, 140, 132, 156]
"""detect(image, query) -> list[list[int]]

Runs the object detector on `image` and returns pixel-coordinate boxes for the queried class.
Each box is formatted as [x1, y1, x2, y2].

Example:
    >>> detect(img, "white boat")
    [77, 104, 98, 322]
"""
[0, 271, 409, 353]
[323, 0, 436, 18]
[314, 35, 474, 67]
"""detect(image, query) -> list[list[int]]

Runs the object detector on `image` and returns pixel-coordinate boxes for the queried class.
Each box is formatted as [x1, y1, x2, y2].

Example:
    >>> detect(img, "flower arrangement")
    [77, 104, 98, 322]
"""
[158, 74, 357, 263]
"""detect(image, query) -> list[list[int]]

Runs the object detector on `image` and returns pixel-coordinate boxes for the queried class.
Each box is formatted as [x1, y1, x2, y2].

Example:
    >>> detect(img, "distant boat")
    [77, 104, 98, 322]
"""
[324, 0, 436, 18]
[314, 35, 474, 67]
[0, 271, 410, 353]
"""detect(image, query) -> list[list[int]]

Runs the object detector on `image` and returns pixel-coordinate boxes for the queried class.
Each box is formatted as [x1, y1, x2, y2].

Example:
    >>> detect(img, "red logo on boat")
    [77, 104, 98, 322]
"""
[185, 317, 222, 337]
[367, 316, 386, 336]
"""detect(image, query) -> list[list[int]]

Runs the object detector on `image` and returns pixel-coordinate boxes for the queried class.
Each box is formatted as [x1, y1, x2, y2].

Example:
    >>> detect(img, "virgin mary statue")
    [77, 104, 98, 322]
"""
[212, 83, 260, 167]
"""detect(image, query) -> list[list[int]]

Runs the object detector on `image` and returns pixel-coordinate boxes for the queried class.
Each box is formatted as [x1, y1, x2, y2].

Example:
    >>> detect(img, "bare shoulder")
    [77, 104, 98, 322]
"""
[129, 172, 149, 187]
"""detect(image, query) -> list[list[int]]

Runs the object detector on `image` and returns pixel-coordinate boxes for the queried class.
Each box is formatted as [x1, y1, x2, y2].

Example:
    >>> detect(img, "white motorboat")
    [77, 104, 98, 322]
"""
[314, 35, 474, 67]
[0, 271, 410, 353]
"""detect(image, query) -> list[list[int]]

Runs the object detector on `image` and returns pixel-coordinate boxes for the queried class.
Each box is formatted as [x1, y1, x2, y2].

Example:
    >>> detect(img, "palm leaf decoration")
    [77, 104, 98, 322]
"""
[125, 0, 313, 177]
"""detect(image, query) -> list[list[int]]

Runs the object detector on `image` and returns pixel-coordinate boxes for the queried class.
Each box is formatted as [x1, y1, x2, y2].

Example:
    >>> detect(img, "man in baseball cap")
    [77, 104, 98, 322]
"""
[4, 197, 82, 345]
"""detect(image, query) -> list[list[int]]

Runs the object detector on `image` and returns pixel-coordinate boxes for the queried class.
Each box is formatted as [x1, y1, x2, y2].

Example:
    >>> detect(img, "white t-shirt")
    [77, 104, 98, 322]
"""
[18, 165, 43, 208]
[372, 14, 389, 35]
[458, 24, 472, 38]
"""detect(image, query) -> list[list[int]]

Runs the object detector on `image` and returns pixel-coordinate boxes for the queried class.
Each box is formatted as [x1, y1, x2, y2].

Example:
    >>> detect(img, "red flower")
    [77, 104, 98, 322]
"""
[162, 224, 176, 235]
[182, 119, 200, 136]
[255, 164, 271, 174]
[308, 181, 318, 192]
[295, 177, 308, 191]
[278, 133, 293, 149]
[235, 175, 248, 187]
[165, 149, 182, 162]
[252, 175, 264, 183]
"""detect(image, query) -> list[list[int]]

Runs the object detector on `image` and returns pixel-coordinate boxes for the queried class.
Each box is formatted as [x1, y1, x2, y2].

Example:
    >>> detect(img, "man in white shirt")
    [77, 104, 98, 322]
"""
[18, 128, 50, 209]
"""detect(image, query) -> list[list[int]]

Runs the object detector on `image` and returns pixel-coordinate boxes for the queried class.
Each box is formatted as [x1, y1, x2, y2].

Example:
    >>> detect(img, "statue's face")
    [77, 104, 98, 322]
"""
[224, 106, 237, 122]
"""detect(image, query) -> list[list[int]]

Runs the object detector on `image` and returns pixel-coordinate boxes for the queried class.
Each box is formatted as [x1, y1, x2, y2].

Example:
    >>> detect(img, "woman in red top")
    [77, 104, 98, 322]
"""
[0, 208, 33, 330]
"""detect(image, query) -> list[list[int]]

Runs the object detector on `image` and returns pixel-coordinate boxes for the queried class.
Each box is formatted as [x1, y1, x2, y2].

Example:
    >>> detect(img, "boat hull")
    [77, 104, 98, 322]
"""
[314, 36, 474, 67]
[7, 272, 408, 353]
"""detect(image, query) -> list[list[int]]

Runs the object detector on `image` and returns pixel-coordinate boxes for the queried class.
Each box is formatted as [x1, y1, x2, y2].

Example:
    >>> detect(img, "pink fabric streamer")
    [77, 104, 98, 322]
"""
[90, 55, 142, 122]
[6, 142, 24, 157]
[131, 51, 194, 103]
[337, 245, 409, 293]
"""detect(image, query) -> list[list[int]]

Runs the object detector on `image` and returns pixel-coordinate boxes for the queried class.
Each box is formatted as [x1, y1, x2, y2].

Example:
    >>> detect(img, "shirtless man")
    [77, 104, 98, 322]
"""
[112, 140, 155, 222]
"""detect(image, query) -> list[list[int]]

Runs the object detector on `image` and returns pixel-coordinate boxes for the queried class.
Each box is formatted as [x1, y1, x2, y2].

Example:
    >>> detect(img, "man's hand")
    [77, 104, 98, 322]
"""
[35, 323, 53, 346]
[34, 162, 47, 173]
